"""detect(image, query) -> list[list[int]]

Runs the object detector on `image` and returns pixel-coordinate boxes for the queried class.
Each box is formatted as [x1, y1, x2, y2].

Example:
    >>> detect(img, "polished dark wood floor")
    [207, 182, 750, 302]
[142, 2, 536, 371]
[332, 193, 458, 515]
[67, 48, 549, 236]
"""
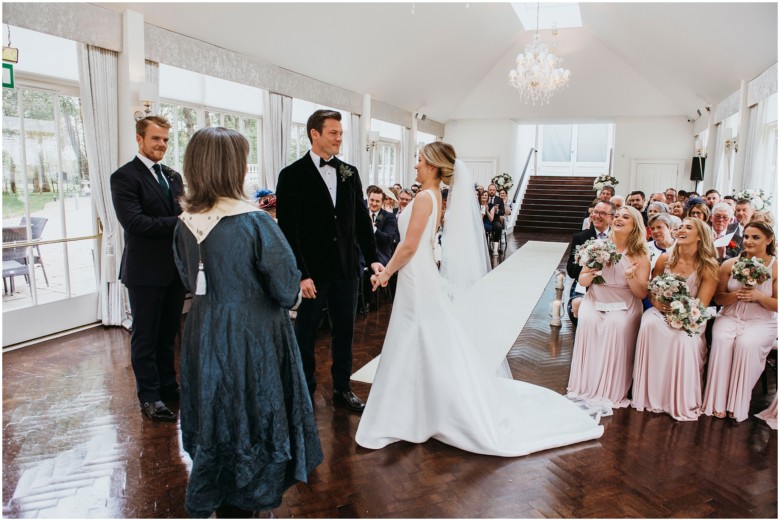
[3, 231, 777, 518]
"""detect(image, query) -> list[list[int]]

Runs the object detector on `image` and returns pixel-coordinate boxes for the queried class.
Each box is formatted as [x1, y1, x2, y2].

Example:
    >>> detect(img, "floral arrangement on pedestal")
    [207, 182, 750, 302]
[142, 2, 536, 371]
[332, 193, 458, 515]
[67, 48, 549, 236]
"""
[731, 256, 772, 287]
[593, 174, 619, 192]
[491, 173, 513, 192]
[731, 188, 772, 211]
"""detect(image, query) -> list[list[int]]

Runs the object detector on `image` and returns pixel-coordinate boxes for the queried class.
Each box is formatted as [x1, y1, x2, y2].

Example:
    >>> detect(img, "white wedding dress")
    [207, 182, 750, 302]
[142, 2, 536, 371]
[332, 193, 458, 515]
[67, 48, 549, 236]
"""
[355, 190, 604, 457]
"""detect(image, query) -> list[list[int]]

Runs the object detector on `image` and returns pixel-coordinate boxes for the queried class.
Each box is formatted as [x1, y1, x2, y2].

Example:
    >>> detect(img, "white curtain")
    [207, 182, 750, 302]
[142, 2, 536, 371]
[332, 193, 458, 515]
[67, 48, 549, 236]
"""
[743, 102, 766, 189]
[350, 113, 361, 167]
[77, 44, 125, 326]
[262, 92, 292, 190]
[710, 124, 725, 194]
[400, 126, 410, 188]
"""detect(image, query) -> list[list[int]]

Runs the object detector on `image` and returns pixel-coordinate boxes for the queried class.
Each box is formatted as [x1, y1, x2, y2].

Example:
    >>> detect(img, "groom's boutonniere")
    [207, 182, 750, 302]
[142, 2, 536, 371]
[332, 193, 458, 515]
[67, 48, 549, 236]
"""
[160, 164, 178, 181]
[338, 164, 354, 183]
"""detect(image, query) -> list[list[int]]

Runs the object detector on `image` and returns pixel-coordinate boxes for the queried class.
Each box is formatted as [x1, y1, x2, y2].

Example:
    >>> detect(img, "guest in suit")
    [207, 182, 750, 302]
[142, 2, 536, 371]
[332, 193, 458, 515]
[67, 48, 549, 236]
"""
[566, 200, 615, 325]
[110, 115, 186, 422]
[711, 202, 743, 262]
[367, 186, 400, 265]
[276, 109, 383, 413]
[735, 199, 755, 235]
[485, 183, 505, 254]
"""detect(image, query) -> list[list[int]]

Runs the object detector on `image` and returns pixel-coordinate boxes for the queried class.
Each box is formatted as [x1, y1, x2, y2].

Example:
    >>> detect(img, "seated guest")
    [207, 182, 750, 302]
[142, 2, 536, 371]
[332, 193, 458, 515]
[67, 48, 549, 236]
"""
[499, 188, 512, 216]
[392, 183, 403, 192]
[722, 195, 738, 212]
[649, 192, 666, 205]
[382, 188, 398, 214]
[567, 206, 649, 411]
[366, 186, 399, 265]
[668, 215, 682, 237]
[645, 201, 669, 240]
[734, 199, 755, 234]
[704, 189, 721, 209]
[665, 187, 677, 205]
[566, 201, 614, 326]
[647, 214, 675, 273]
[485, 185, 506, 254]
[631, 217, 719, 421]
[702, 221, 777, 422]
[687, 191, 701, 202]
[479, 191, 499, 254]
[598, 185, 615, 203]
[710, 202, 742, 262]
[610, 195, 625, 210]
[685, 198, 710, 222]
[582, 201, 598, 230]
[397, 189, 412, 214]
[753, 210, 775, 227]
[677, 190, 689, 204]
[410, 183, 421, 196]
[627, 191, 647, 223]
[670, 200, 686, 219]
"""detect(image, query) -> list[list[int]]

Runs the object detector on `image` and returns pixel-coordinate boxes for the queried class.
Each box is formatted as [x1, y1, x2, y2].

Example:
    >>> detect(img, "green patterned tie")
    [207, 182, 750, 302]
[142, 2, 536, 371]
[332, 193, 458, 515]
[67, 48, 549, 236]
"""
[152, 163, 171, 202]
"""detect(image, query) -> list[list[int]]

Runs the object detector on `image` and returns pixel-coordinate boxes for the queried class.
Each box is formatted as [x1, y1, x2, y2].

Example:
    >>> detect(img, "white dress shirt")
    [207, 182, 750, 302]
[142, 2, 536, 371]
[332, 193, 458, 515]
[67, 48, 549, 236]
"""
[136, 153, 169, 190]
[310, 150, 337, 206]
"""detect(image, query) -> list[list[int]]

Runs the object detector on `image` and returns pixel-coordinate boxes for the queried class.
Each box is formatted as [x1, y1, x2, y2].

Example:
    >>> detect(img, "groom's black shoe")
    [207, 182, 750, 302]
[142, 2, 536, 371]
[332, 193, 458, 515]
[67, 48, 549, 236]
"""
[333, 390, 365, 413]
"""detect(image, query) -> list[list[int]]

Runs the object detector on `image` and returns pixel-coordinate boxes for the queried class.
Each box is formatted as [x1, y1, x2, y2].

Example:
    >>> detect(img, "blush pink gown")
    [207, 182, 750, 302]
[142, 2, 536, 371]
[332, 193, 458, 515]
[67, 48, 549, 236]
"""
[567, 255, 642, 409]
[756, 395, 778, 429]
[631, 270, 707, 421]
[702, 258, 777, 421]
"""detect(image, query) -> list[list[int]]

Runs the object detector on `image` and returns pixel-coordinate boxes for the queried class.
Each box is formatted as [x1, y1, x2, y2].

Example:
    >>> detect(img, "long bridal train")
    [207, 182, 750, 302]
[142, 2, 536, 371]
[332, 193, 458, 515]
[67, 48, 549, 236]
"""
[355, 189, 603, 457]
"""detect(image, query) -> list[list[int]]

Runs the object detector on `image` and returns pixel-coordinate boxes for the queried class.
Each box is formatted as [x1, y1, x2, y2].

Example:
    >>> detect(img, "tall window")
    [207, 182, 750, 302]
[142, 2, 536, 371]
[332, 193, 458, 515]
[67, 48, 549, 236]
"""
[372, 140, 399, 187]
[159, 102, 262, 190]
[288, 123, 308, 164]
[3, 82, 96, 309]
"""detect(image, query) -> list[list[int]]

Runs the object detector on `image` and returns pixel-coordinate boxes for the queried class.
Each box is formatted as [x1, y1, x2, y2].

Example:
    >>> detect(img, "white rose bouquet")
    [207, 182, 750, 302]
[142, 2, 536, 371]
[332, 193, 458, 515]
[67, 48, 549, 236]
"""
[593, 174, 619, 192]
[648, 273, 690, 304]
[731, 256, 771, 287]
[665, 296, 713, 337]
[491, 172, 513, 192]
[574, 238, 622, 284]
[732, 188, 772, 211]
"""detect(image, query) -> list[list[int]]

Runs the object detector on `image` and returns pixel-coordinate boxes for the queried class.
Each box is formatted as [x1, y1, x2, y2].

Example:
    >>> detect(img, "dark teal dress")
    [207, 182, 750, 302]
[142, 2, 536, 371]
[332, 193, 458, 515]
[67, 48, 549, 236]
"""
[173, 210, 322, 518]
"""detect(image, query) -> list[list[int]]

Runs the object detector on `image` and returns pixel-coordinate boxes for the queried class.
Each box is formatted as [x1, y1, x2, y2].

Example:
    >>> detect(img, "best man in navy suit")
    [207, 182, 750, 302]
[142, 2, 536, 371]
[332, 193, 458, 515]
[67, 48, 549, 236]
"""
[366, 186, 400, 265]
[110, 116, 186, 422]
[276, 110, 383, 413]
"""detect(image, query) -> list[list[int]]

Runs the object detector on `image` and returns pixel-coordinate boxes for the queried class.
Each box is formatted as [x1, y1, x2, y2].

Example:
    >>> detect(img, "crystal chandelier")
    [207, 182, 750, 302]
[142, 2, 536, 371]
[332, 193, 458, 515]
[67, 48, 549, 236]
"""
[508, 3, 571, 105]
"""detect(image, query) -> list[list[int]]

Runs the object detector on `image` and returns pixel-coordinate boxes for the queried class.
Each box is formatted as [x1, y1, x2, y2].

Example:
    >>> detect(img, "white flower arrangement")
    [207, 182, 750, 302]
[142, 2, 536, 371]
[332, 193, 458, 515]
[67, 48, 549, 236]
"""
[491, 172, 513, 192]
[732, 188, 772, 211]
[665, 296, 713, 337]
[574, 238, 622, 285]
[593, 174, 619, 192]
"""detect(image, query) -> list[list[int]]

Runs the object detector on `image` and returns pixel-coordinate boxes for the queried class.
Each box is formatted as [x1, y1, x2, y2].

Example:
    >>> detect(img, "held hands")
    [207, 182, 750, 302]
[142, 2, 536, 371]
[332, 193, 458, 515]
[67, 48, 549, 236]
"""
[371, 271, 390, 291]
[735, 287, 758, 303]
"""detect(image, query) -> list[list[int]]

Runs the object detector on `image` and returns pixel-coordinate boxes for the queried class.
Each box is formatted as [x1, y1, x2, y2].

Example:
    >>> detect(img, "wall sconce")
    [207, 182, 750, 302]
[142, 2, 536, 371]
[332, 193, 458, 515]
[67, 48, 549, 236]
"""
[365, 130, 380, 151]
[724, 138, 738, 153]
[134, 82, 157, 121]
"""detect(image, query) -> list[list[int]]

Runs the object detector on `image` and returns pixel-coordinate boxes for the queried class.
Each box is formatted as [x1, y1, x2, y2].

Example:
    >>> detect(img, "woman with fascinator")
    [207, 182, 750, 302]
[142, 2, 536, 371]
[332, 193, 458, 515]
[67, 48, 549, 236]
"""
[355, 142, 603, 456]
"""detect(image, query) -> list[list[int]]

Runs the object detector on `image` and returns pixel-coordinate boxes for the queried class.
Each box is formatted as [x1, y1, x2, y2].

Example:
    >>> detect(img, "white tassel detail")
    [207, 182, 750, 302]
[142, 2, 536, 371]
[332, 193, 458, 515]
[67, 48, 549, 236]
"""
[195, 261, 207, 295]
[105, 251, 116, 283]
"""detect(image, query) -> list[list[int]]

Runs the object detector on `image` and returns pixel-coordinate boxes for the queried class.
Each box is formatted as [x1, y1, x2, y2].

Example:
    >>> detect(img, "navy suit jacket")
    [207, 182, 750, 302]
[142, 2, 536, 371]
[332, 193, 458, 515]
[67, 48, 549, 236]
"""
[276, 153, 378, 283]
[373, 208, 399, 266]
[566, 227, 598, 282]
[110, 156, 183, 287]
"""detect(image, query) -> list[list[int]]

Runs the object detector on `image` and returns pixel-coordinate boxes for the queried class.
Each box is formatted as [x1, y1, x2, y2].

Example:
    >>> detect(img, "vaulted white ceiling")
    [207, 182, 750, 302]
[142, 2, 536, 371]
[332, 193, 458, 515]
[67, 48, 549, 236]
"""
[94, 2, 777, 124]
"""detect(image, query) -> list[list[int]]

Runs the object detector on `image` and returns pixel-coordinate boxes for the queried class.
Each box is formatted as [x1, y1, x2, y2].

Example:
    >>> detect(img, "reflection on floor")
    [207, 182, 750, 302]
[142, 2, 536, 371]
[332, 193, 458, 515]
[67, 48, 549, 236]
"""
[2, 230, 777, 518]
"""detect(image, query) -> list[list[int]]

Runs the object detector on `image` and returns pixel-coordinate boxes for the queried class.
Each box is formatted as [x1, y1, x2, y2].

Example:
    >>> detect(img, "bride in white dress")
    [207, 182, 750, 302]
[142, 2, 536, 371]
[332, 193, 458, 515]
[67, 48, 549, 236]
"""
[355, 142, 603, 457]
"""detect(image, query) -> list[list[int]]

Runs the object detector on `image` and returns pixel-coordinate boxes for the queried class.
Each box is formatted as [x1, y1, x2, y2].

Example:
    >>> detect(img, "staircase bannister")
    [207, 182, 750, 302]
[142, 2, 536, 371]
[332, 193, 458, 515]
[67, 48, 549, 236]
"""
[507, 147, 536, 229]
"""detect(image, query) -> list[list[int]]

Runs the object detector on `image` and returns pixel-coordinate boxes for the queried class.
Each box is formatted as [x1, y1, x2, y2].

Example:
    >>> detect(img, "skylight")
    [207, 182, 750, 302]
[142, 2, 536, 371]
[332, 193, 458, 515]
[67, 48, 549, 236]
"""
[511, 2, 582, 31]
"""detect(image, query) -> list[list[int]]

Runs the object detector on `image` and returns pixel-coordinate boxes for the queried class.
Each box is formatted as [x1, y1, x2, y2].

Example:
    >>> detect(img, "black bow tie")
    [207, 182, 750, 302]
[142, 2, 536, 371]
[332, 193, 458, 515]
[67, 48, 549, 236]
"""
[320, 157, 338, 168]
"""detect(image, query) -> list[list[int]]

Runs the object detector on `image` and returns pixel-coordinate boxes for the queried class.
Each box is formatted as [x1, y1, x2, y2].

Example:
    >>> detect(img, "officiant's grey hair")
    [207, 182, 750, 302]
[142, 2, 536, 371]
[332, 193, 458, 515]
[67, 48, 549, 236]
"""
[182, 127, 249, 213]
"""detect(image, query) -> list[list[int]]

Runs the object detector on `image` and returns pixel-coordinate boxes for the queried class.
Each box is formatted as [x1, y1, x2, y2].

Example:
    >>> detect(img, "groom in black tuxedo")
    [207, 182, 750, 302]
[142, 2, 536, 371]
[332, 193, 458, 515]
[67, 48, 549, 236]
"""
[276, 110, 383, 413]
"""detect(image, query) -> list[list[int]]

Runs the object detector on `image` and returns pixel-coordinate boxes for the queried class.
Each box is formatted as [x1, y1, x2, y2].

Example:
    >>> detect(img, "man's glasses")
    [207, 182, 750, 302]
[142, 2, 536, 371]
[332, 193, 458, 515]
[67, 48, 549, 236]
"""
[592, 211, 614, 217]
[713, 214, 730, 220]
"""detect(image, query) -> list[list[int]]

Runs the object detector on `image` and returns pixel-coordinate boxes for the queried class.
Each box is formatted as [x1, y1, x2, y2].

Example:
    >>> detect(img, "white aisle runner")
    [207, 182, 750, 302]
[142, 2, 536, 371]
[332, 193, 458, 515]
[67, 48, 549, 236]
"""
[351, 241, 568, 384]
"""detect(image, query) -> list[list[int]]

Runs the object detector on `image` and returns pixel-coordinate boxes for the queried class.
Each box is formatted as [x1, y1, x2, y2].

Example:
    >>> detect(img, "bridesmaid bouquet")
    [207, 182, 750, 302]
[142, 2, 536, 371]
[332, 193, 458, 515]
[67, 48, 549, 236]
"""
[666, 296, 713, 336]
[575, 238, 622, 284]
[647, 273, 690, 304]
[731, 256, 771, 287]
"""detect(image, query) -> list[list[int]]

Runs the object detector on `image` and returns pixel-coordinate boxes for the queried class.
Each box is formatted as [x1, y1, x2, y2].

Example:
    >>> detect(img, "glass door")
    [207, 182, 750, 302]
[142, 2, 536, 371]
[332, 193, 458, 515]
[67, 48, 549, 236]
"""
[2, 83, 99, 346]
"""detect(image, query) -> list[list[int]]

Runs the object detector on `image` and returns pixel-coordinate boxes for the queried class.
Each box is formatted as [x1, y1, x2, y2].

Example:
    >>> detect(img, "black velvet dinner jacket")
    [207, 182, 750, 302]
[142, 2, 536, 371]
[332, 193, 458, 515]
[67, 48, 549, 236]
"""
[110, 156, 184, 287]
[276, 153, 379, 283]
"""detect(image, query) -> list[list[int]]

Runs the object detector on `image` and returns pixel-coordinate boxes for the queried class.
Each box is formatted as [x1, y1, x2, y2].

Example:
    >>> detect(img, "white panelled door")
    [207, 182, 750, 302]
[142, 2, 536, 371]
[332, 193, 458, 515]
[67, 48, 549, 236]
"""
[462, 158, 496, 188]
[630, 159, 690, 196]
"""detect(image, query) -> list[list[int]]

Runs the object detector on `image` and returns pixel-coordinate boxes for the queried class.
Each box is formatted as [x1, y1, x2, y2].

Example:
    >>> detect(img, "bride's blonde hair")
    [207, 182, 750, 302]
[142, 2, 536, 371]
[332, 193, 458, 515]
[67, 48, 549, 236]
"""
[420, 142, 457, 186]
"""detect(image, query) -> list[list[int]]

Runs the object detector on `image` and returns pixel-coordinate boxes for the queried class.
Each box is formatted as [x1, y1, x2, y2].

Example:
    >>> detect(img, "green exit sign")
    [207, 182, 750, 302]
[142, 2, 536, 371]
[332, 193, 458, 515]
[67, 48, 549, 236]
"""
[2, 63, 13, 89]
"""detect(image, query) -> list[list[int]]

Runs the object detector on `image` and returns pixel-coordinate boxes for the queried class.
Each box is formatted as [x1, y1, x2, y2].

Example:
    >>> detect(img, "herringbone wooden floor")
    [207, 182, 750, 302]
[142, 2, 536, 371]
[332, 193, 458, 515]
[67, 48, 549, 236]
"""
[3, 231, 777, 518]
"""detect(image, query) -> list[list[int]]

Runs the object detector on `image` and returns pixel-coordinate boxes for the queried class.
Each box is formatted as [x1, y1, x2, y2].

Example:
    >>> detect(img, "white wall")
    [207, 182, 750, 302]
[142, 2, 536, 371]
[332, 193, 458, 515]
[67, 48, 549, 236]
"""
[613, 117, 696, 192]
[444, 118, 521, 182]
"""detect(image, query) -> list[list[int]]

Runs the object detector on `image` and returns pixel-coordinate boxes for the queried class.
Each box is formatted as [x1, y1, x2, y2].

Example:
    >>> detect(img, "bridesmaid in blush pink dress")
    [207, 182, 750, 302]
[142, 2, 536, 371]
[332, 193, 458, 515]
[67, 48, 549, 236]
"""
[702, 221, 777, 421]
[631, 218, 719, 421]
[756, 395, 778, 429]
[567, 206, 650, 410]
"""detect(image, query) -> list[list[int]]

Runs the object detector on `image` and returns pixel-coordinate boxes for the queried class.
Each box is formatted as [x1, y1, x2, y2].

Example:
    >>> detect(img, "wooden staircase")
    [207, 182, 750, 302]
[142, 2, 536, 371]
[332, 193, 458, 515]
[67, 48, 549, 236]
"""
[514, 176, 596, 234]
